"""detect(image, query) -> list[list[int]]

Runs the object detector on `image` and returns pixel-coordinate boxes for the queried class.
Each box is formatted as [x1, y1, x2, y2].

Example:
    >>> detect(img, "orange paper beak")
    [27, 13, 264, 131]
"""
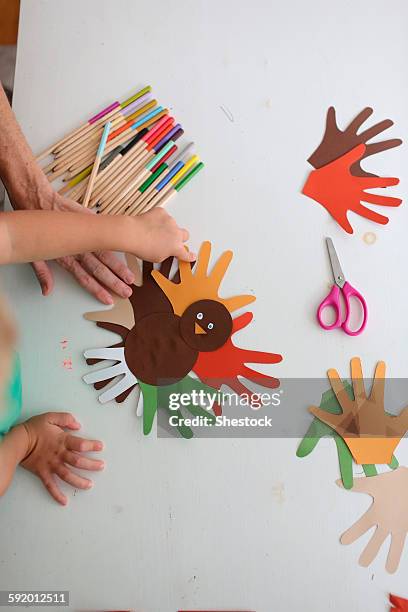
[195, 322, 207, 335]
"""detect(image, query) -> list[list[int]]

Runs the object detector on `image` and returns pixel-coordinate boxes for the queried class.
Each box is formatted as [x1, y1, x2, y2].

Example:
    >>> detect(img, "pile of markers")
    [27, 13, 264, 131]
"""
[36, 85, 203, 216]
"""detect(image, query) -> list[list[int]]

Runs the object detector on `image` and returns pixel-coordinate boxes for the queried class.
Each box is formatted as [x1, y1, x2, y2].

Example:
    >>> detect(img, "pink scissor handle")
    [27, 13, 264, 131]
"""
[317, 285, 342, 330]
[341, 281, 368, 336]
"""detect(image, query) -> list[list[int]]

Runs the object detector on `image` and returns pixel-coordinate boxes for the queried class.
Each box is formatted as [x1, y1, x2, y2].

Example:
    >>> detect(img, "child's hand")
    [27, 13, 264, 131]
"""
[132, 208, 196, 263]
[20, 412, 104, 506]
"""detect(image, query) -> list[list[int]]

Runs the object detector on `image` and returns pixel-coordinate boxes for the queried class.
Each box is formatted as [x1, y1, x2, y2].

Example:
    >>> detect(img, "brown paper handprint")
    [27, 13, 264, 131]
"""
[308, 106, 402, 177]
[338, 467, 408, 574]
[309, 358, 408, 464]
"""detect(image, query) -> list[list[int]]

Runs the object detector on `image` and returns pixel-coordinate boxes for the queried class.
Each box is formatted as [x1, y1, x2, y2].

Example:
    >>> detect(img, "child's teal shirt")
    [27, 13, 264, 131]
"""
[0, 354, 22, 439]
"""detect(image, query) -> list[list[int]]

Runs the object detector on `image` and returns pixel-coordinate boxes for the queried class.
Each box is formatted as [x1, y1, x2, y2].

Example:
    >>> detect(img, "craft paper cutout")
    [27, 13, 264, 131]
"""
[83, 246, 282, 436]
[390, 594, 408, 611]
[194, 312, 282, 408]
[302, 144, 401, 234]
[337, 467, 408, 574]
[297, 382, 398, 489]
[151, 241, 255, 317]
[309, 358, 408, 465]
[308, 106, 402, 178]
[141, 375, 218, 437]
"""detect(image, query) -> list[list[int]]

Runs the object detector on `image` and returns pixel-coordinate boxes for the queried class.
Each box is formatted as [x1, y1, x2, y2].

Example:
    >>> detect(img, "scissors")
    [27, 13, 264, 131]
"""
[317, 238, 368, 336]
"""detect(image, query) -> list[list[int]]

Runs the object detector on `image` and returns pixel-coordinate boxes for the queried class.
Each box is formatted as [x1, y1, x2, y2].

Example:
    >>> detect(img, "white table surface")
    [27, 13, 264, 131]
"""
[1, 0, 408, 610]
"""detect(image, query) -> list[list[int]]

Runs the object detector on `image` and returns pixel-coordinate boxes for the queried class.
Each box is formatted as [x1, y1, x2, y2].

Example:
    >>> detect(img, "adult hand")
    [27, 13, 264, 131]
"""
[31, 193, 136, 305]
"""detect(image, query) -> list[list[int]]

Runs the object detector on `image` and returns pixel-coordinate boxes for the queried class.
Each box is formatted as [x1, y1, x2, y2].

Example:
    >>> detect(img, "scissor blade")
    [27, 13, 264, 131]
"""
[326, 237, 346, 288]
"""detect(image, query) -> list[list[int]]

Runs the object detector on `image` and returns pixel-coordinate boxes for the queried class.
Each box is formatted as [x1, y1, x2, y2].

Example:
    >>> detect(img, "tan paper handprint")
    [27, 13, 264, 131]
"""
[337, 467, 408, 574]
[309, 357, 408, 464]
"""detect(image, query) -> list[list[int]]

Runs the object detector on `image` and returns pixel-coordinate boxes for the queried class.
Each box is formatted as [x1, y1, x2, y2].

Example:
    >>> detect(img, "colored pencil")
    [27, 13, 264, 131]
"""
[102, 126, 183, 214]
[36, 85, 151, 161]
[93, 119, 177, 209]
[136, 161, 204, 215]
[128, 155, 199, 216]
[82, 121, 111, 208]
[123, 143, 194, 216]
[64, 108, 168, 179]
[48, 99, 158, 175]
[102, 136, 182, 216]
[85, 118, 173, 207]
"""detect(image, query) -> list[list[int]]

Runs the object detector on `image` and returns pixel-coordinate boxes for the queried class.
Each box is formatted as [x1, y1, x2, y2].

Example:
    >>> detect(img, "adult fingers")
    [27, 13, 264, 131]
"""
[65, 435, 104, 453]
[78, 253, 133, 299]
[57, 255, 113, 305]
[41, 473, 67, 506]
[57, 198, 91, 214]
[31, 261, 54, 296]
[63, 450, 105, 471]
[55, 464, 93, 490]
[94, 250, 135, 285]
[47, 412, 81, 430]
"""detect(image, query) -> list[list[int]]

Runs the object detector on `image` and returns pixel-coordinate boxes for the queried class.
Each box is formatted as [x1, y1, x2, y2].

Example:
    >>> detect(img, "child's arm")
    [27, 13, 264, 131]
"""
[0, 425, 28, 497]
[0, 83, 194, 303]
[0, 412, 104, 505]
[0, 207, 195, 265]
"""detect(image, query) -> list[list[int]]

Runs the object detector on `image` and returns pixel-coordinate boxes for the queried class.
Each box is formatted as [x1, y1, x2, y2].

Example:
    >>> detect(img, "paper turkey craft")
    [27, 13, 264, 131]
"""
[302, 107, 402, 233]
[83, 242, 282, 436]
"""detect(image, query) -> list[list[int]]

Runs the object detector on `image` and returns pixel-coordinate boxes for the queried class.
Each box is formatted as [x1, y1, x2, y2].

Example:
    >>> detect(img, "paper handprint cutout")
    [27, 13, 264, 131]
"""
[303, 107, 402, 233]
[83, 245, 282, 436]
[309, 358, 408, 465]
[297, 382, 398, 489]
[308, 106, 402, 177]
[303, 144, 401, 234]
[390, 594, 408, 611]
[338, 468, 408, 574]
[194, 312, 282, 407]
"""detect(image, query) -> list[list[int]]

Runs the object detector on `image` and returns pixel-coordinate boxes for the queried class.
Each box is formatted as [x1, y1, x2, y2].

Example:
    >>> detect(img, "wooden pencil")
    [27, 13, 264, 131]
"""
[82, 121, 111, 208]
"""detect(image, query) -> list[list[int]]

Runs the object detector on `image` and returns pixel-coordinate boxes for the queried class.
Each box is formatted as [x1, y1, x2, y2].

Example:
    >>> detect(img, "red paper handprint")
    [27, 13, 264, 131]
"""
[193, 312, 282, 412]
[390, 594, 408, 611]
[302, 143, 401, 234]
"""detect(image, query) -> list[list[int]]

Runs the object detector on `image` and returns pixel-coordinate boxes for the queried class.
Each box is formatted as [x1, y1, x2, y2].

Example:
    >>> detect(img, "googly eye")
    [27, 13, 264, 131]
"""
[197, 312, 203, 320]
[207, 322, 214, 330]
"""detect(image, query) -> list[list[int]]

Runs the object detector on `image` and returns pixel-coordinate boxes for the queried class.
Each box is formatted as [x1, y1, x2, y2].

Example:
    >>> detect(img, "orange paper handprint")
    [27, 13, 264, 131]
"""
[302, 144, 401, 234]
[309, 358, 408, 465]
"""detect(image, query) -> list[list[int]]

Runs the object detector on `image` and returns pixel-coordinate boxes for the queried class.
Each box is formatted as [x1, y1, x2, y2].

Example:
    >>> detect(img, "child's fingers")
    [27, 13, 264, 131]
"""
[63, 450, 105, 471]
[41, 474, 67, 506]
[65, 435, 104, 453]
[180, 228, 190, 242]
[176, 247, 196, 262]
[47, 412, 81, 430]
[54, 465, 93, 490]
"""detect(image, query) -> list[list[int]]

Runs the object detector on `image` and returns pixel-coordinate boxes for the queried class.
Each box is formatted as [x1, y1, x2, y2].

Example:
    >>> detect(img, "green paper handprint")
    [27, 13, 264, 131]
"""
[297, 381, 398, 489]
[140, 375, 220, 438]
